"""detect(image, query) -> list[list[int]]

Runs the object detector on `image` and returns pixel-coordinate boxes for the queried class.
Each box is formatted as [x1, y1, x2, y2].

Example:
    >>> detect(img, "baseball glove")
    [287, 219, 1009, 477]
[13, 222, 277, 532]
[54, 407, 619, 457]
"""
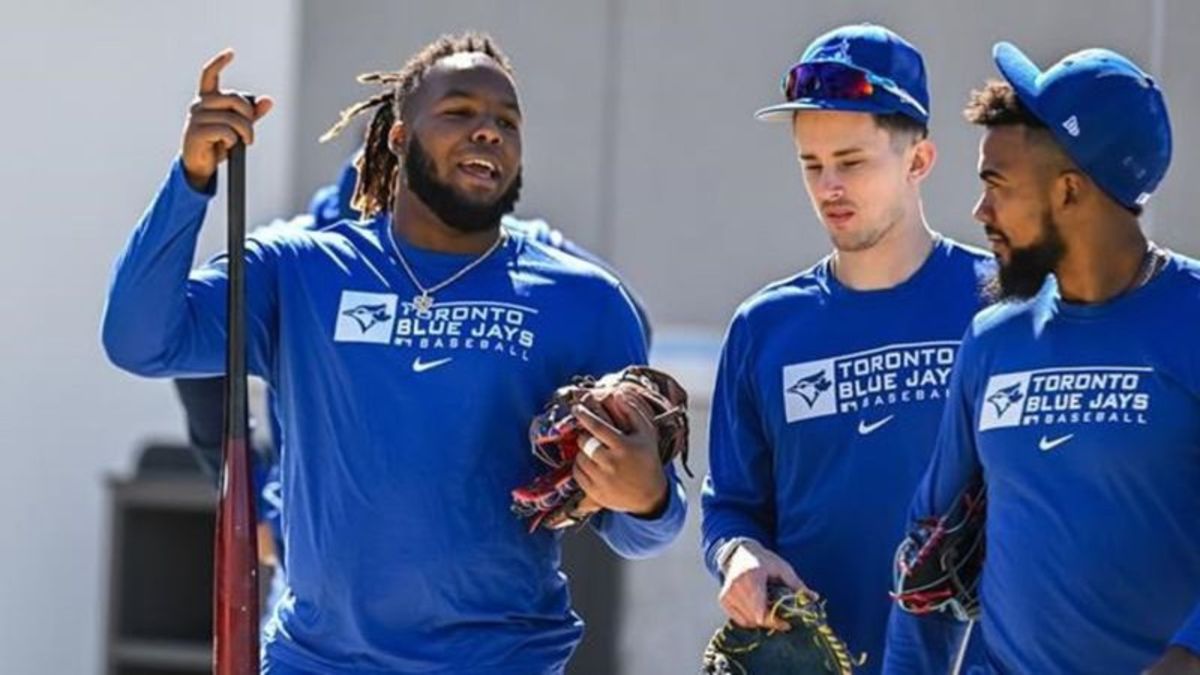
[702, 584, 864, 675]
[892, 476, 986, 622]
[510, 365, 690, 531]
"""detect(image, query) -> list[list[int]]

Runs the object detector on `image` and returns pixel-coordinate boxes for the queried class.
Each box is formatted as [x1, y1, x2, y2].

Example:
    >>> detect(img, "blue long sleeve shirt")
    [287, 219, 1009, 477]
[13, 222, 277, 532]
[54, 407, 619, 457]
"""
[102, 159, 686, 674]
[888, 255, 1200, 674]
[701, 238, 993, 674]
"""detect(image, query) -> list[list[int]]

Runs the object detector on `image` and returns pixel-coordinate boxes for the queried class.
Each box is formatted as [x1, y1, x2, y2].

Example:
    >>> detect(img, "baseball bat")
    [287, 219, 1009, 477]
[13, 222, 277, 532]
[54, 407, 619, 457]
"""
[214, 111, 260, 674]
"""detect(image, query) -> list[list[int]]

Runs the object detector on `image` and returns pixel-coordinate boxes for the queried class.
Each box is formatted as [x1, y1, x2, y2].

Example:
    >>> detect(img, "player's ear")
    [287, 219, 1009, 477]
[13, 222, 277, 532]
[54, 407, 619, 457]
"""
[1054, 170, 1087, 211]
[387, 121, 407, 157]
[907, 136, 936, 184]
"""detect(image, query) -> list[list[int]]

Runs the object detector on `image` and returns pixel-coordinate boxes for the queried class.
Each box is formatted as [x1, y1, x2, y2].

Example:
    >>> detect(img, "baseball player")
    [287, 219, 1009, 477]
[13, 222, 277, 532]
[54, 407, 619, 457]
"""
[884, 43, 1200, 674]
[700, 23, 990, 673]
[176, 143, 655, 631]
[103, 33, 685, 674]
[172, 155, 655, 628]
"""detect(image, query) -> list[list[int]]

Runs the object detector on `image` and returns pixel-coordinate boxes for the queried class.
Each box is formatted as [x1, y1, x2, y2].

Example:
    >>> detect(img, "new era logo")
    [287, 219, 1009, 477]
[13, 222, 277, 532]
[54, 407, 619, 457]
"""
[1062, 115, 1081, 137]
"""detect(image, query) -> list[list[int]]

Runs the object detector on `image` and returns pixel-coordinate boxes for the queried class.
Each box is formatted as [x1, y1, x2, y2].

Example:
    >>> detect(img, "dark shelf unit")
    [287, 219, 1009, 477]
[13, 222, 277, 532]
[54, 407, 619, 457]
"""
[104, 475, 217, 675]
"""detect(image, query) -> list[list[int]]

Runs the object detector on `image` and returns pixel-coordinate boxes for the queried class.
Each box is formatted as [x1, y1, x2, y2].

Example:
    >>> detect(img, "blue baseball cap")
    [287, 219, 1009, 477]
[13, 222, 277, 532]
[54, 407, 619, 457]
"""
[993, 42, 1172, 209]
[756, 23, 930, 124]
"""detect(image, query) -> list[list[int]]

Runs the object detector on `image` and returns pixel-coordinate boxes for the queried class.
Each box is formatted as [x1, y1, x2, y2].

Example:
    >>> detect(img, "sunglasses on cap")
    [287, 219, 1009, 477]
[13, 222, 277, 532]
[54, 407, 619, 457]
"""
[782, 61, 928, 118]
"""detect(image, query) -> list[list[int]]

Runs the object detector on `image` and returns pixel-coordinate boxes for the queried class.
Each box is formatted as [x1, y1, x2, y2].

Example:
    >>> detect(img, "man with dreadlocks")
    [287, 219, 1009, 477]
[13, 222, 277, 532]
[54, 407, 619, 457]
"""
[102, 33, 686, 674]
[168, 154, 656, 631]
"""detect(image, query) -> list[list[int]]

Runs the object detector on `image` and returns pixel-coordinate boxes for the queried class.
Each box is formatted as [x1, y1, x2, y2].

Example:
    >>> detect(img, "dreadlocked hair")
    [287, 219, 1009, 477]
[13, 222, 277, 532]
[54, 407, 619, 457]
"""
[319, 32, 514, 218]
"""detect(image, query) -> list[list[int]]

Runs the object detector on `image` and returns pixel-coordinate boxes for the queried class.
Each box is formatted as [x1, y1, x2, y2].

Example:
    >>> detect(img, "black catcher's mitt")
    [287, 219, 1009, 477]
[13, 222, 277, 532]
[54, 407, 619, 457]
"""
[702, 585, 865, 675]
[892, 476, 986, 621]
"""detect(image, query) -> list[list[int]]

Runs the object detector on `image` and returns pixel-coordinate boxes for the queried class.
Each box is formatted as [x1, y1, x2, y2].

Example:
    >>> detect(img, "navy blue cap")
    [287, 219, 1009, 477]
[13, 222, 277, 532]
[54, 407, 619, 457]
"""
[993, 42, 1172, 209]
[756, 23, 930, 124]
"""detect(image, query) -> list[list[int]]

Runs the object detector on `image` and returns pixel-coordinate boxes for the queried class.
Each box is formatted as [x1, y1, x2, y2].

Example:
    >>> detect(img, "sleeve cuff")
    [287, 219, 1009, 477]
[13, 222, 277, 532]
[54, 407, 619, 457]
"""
[170, 155, 218, 199]
[712, 536, 762, 577]
[622, 477, 686, 528]
[599, 477, 687, 559]
[702, 524, 772, 579]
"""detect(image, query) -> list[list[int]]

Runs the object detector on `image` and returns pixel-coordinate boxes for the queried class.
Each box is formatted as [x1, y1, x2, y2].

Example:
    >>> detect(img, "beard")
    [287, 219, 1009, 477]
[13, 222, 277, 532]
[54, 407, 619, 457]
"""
[985, 210, 1067, 302]
[404, 136, 522, 234]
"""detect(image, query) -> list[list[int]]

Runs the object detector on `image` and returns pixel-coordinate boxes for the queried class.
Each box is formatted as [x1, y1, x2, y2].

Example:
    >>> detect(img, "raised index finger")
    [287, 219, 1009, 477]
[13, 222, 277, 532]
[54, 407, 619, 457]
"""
[198, 48, 235, 95]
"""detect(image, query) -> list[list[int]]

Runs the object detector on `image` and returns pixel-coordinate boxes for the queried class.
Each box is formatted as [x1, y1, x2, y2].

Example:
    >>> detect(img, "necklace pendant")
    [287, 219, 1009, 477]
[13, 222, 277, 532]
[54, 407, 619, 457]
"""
[413, 293, 434, 313]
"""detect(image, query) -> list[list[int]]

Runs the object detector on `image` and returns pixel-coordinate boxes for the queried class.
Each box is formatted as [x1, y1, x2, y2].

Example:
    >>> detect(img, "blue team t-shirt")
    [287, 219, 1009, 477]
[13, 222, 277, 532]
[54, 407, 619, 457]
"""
[702, 237, 993, 673]
[897, 254, 1200, 673]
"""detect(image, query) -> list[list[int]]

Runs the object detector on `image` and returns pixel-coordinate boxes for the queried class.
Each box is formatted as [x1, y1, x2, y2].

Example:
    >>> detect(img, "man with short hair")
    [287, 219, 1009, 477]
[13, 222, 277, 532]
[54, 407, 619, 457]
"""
[885, 43, 1200, 674]
[701, 24, 990, 673]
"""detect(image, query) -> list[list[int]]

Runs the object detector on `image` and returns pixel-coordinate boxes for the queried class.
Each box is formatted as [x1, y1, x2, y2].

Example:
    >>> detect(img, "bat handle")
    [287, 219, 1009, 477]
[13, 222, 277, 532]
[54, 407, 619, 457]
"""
[215, 93, 260, 674]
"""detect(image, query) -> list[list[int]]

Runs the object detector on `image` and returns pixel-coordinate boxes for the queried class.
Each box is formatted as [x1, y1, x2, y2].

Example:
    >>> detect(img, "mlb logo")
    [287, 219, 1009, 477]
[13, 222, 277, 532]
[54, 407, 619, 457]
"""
[782, 358, 838, 423]
[334, 291, 398, 344]
[979, 371, 1032, 431]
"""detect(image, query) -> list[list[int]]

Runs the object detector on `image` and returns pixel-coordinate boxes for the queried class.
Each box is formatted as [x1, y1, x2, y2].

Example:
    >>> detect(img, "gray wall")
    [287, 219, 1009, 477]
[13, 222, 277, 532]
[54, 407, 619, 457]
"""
[293, 0, 1199, 332]
[0, 2, 299, 672]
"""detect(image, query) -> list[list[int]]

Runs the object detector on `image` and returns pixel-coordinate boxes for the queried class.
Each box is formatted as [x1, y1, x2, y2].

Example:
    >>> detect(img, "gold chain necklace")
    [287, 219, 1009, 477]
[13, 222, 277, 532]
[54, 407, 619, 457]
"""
[389, 229, 507, 313]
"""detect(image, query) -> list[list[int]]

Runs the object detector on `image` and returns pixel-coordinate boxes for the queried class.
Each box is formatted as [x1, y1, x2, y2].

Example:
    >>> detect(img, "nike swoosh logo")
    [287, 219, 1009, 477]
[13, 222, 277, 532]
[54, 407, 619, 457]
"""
[857, 414, 895, 435]
[1039, 434, 1074, 452]
[412, 356, 453, 373]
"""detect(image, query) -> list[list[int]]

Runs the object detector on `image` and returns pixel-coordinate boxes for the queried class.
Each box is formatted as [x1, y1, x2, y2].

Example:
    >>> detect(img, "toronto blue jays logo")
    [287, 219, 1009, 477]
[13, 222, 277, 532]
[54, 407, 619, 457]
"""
[986, 382, 1025, 417]
[342, 303, 393, 333]
[810, 37, 853, 64]
[787, 370, 833, 407]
